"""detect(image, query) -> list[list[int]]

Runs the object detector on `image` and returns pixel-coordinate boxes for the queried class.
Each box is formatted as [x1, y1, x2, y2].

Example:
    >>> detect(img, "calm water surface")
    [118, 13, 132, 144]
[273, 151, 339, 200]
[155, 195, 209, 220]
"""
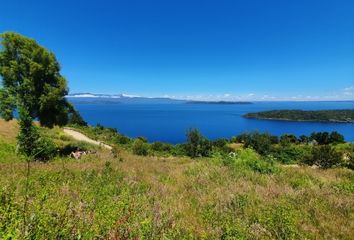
[73, 101, 354, 143]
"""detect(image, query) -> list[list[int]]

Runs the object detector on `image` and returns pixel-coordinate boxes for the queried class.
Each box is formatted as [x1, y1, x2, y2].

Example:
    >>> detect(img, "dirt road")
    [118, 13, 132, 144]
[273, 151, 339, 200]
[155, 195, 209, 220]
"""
[63, 128, 112, 150]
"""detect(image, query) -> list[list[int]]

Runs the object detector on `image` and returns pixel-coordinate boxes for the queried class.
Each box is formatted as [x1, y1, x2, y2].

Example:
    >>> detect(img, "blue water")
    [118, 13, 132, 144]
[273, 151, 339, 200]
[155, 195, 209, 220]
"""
[73, 101, 354, 143]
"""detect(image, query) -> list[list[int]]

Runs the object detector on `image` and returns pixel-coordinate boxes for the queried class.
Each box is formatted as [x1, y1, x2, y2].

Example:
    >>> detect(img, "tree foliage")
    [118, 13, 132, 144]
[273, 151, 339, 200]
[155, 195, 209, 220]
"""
[185, 129, 212, 158]
[303, 145, 342, 168]
[0, 32, 86, 159]
[243, 132, 273, 155]
[310, 131, 345, 145]
[0, 32, 82, 127]
[245, 109, 354, 123]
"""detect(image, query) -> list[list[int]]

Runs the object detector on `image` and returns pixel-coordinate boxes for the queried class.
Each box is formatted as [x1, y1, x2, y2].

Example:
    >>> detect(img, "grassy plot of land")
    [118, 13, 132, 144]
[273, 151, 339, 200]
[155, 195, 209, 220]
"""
[244, 109, 354, 122]
[0, 120, 354, 239]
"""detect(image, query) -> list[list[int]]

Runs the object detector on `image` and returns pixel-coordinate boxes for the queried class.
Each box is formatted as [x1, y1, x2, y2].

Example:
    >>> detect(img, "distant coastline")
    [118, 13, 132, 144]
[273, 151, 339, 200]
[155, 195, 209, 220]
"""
[187, 101, 253, 105]
[244, 109, 354, 123]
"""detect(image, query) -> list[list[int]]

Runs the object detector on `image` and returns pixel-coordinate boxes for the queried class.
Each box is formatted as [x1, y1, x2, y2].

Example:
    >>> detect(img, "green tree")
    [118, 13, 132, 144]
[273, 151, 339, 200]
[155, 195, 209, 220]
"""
[299, 135, 309, 144]
[0, 32, 72, 127]
[303, 145, 342, 168]
[185, 129, 212, 158]
[310, 132, 330, 145]
[67, 104, 87, 126]
[329, 131, 345, 144]
[132, 139, 149, 156]
[243, 132, 272, 155]
[0, 32, 83, 158]
[16, 106, 40, 157]
[280, 134, 298, 146]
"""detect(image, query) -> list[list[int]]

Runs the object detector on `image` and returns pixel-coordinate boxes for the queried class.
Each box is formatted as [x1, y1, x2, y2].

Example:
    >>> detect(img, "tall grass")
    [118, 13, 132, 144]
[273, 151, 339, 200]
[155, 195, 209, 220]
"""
[0, 121, 353, 239]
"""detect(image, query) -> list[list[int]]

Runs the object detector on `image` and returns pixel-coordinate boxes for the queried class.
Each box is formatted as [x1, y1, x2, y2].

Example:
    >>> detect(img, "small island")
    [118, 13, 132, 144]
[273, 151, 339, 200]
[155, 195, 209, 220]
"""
[187, 101, 253, 105]
[244, 109, 354, 123]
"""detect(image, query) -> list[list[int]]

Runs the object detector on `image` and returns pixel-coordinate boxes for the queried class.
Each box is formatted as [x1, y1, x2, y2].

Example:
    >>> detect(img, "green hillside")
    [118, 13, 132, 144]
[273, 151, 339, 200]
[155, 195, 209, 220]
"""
[1, 119, 354, 239]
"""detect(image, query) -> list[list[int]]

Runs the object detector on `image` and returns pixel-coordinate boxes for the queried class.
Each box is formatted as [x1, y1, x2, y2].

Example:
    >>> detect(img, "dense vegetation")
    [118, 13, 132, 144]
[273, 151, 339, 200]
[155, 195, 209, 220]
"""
[68, 123, 353, 170]
[244, 109, 354, 122]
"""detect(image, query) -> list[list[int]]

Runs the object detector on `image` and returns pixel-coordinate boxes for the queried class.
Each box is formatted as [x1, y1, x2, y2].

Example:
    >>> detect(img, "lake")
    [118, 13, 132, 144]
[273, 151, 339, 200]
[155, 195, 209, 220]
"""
[72, 101, 354, 143]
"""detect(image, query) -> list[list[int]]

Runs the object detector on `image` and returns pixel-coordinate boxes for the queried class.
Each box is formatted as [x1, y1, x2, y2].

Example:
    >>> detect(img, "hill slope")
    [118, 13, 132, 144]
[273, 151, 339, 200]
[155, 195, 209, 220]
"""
[0, 120, 353, 239]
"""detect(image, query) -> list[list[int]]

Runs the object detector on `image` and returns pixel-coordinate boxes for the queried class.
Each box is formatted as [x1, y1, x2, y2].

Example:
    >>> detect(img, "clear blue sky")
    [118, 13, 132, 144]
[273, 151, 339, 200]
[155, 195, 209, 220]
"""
[1, 0, 354, 100]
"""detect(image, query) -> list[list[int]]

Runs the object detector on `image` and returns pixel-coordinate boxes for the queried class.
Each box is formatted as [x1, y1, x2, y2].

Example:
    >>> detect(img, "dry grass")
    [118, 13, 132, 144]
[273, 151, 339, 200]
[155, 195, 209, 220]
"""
[0, 119, 19, 142]
[0, 120, 353, 239]
[228, 142, 243, 150]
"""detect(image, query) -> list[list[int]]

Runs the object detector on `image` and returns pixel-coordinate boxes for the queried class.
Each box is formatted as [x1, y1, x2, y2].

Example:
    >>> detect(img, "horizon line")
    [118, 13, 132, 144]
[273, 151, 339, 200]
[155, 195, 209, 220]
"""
[66, 92, 354, 102]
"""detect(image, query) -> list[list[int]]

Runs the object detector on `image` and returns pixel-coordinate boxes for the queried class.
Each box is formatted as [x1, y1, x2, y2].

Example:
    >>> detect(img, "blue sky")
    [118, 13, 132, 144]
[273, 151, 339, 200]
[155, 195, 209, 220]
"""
[1, 0, 354, 100]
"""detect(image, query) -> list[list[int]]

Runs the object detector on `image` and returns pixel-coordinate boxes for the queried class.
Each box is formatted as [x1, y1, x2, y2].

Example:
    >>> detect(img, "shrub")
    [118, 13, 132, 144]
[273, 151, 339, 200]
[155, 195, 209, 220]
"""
[114, 134, 131, 144]
[272, 145, 311, 164]
[132, 139, 149, 156]
[303, 145, 342, 168]
[212, 138, 228, 148]
[279, 134, 298, 146]
[211, 139, 233, 153]
[243, 132, 272, 155]
[185, 129, 212, 158]
[151, 141, 173, 152]
[245, 156, 280, 174]
[310, 131, 345, 145]
[225, 149, 280, 174]
[17, 107, 40, 158]
[32, 137, 58, 161]
[170, 144, 187, 156]
[329, 131, 345, 144]
[299, 135, 309, 144]
[58, 141, 90, 156]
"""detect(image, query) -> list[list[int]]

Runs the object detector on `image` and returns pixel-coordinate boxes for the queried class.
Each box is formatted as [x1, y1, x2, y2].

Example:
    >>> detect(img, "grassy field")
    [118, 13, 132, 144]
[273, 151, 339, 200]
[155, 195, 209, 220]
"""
[0, 119, 354, 239]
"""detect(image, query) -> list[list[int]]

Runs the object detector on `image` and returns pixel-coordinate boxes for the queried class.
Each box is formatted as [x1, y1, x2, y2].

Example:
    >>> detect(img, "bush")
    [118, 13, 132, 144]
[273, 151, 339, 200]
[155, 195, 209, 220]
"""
[114, 134, 131, 144]
[279, 134, 298, 146]
[170, 144, 187, 156]
[32, 137, 58, 161]
[137, 136, 148, 143]
[272, 145, 311, 164]
[185, 129, 212, 158]
[329, 131, 345, 144]
[225, 149, 280, 174]
[58, 141, 91, 156]
[309, 131, 344, 145]
[303, 145, 342, 168]
[243, 132, 273, 155]
[132, 139, 149, 156]
[245, 156, 280, 174]
[211, 139, 233, 153]
[151, 141, 173, 152]
[299, 135, 309, 144]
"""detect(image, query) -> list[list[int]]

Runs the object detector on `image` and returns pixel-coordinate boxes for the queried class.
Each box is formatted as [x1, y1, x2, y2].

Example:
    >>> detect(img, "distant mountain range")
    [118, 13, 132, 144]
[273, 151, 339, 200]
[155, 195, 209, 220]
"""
[66, 93, 253, 104]
[66, 93, 184, 104]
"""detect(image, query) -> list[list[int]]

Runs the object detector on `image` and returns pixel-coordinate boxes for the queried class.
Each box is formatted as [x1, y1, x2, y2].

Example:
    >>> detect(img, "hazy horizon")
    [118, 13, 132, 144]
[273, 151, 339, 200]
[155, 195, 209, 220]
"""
[67, 92, 354, 102]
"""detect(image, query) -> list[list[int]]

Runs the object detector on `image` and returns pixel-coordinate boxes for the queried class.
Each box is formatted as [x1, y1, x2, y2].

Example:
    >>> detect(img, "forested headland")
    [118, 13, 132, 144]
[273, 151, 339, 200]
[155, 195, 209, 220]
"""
[244, 109, 354, 122]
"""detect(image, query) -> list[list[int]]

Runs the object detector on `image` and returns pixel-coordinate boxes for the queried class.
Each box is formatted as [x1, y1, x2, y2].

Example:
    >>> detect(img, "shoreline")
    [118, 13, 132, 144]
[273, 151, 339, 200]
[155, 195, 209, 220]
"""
[244, 116, 354, 123]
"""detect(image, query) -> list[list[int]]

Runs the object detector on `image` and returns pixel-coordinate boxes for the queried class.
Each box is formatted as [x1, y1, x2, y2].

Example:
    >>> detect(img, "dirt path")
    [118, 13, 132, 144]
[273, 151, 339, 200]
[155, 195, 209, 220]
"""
[63, 128, 112, 150]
